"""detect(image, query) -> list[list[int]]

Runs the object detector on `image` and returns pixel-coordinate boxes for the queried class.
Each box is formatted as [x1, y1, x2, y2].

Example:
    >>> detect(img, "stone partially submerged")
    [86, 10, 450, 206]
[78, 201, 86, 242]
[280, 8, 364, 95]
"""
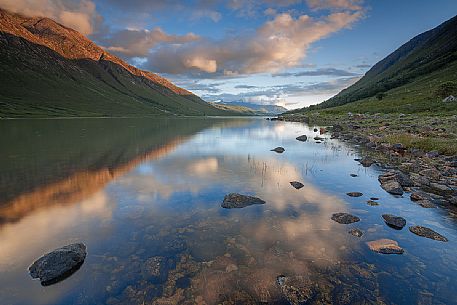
[346, 192, 363, 197]
[276, 275, 315, 305]
[409, 226, 448, 242]
[271, 147, 285, 153]
[367, 239, 404, 254]
[222, 193, 266, 209]
[296, 135, 307, 142]
[348, 228, 363, 237]
[29, 243, 87, 286]
[378, 170, 413, 195]
[382, 214, 406, 230]
[290, 181, 304, 189]
[331, 213, 360, 224]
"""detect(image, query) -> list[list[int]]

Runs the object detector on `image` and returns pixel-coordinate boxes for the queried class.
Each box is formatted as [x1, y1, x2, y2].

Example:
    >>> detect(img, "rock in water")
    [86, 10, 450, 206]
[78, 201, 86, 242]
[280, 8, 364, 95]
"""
[222, 193, 266, 209]
[349, 228, 363, 237]
[271, 147, 285, 153]
[29, 243, 87, 286]
[296, 135, 307, 142]
[382, 214, 406, 230]
[380, 180, 403, 195]
[346, 192, 363, 197]
[331, 213, 360, 224]
[367, 239, 404, 254]
[290, 181, 304, 189]
[409, 226, 448, 242]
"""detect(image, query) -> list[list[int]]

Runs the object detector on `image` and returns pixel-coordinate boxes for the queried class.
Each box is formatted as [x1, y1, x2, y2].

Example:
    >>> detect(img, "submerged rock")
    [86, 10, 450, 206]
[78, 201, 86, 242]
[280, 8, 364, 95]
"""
[296, 135, 307, 142]
[350, 174, 358, 177]
[366, 200, 379, 206]
[276, 275, 315, 305]
[144, 256, 168, 283]
[409, 226, 448, 242]
[290, 181, 304, 189]
[367, 239, 404, 254]
[382, 214, 406, 230]
[346, 192, 363, 197]
[29, 243, 86, 286]
[331, 213, 360, 224]
[348, 228, 363, 237]
[271, 147, 285, 153]
[222, 193, 266, 209]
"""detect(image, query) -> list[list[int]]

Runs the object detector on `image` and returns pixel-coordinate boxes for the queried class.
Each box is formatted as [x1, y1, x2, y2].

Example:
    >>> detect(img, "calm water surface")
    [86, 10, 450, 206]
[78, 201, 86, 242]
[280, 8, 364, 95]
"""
[0, 117, 456, 305]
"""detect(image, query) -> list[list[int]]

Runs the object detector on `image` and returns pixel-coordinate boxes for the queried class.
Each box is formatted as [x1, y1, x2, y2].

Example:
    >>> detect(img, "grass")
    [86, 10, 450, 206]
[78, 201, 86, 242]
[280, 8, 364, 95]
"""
[382, 133, 457, 155]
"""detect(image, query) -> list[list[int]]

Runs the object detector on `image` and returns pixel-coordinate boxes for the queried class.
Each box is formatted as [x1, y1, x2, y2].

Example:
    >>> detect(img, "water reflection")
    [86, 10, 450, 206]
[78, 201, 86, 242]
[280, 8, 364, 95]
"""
[0, 118, 456, 304]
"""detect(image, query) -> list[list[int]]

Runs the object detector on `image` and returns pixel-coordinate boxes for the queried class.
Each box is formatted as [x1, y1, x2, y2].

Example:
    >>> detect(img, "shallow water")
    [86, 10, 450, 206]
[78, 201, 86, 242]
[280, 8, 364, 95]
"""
[0, 117, 456, 305]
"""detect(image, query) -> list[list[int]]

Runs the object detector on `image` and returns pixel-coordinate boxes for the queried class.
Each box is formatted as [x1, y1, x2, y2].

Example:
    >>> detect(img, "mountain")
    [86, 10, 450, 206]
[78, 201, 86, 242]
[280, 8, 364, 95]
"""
[289, 14, 457, 114]
[0, 9, 229, 117]
[216, 101, 288, 115]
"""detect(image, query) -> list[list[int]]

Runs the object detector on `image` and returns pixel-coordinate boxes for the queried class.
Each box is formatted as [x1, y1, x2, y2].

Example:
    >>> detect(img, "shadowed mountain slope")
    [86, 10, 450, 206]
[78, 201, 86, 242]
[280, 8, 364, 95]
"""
[0, 9, 229, 117]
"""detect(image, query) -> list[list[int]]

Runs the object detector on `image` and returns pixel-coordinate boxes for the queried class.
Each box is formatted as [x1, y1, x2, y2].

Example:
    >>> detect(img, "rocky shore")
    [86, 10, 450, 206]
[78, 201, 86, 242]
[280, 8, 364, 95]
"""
[279, 113, 457, 208]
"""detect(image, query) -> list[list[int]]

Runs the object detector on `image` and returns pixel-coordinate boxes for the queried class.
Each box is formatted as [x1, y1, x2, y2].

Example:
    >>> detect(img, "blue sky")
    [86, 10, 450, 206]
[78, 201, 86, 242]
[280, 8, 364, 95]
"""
[2, 0, 457, 108]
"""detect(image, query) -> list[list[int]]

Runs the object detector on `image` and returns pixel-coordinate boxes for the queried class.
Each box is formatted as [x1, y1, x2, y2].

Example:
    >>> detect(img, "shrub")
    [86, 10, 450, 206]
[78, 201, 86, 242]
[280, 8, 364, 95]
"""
[435, 81, 457, 98]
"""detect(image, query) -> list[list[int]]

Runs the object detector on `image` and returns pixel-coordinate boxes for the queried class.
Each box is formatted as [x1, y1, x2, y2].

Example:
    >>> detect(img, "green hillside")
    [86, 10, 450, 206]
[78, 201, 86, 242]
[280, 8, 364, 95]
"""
[287, 14, 457, 115]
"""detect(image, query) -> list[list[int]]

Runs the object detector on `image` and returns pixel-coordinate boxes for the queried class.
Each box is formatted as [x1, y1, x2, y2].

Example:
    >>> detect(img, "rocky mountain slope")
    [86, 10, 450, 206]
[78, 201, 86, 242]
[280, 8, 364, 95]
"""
[0, 9, 228, 117]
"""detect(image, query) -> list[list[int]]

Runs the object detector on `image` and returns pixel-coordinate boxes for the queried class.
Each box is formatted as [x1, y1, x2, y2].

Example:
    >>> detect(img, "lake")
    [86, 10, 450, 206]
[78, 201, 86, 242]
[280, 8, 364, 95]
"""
[0, 117, 456, 305]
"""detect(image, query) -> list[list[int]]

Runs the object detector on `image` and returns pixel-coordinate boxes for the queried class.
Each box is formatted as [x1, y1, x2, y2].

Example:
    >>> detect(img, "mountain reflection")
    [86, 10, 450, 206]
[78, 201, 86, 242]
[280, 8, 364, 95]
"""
[0, 118, 247, 224]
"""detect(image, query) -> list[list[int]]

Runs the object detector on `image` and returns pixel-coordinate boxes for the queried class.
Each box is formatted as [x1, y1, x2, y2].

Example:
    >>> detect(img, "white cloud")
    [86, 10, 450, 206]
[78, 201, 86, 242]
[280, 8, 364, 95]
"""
[0, 0, 99, 35]
[146, 10, 363, 75]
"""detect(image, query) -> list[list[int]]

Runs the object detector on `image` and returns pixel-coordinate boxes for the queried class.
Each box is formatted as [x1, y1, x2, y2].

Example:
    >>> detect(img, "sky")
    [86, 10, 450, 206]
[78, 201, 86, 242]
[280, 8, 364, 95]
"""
[1, 0, 457, 109]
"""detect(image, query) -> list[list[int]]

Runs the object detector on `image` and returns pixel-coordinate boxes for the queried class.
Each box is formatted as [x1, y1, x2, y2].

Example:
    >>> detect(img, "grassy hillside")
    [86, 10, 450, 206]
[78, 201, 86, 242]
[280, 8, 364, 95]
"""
[286, 14, 457, 115]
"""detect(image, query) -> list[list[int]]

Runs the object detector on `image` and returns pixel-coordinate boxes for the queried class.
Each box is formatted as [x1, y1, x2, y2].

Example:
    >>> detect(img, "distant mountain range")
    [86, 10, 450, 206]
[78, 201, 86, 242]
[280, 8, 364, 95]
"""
[288, 14, 457, 114]
[0, 9, 230, 117]
[214, 101, 288, 115]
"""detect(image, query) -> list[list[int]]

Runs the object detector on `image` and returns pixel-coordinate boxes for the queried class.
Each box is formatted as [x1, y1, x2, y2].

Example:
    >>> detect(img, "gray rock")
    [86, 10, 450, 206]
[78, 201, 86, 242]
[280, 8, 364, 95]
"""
[332, 124, 343, 132]
[331, 213, 360, 224]
[382, 214, 406, 230]
[380, 180, 403, 195]
[350, 174, 358, 177]
[290, 181, 304, 189]
[426, 150, 440, 158]
[378, 171, 412, 187]
[409, 226, 448, 242]
[295, 135, 307, 142]
[29, 243, 86, 286]
[314, 136, 324, 141]
[348, 228, 363, 237]
[271, 147, 285, 153]
[443, 95, 456, 102]
[367, 239, 404, 255]
[346, 192, 363, 197]
[222, 193, 266, 209]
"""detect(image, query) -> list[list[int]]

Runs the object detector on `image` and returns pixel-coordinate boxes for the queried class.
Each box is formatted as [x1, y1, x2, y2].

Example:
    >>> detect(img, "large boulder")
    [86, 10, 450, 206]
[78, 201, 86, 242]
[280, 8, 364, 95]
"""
[29, 243, 87, 286]
[442, 95, 456, 103]
[222, 193, 266, 209]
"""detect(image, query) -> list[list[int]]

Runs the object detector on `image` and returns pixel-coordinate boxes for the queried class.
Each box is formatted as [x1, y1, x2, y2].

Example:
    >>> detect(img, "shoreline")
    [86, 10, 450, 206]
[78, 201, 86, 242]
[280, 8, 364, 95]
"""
[277, 112, 457, 208]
